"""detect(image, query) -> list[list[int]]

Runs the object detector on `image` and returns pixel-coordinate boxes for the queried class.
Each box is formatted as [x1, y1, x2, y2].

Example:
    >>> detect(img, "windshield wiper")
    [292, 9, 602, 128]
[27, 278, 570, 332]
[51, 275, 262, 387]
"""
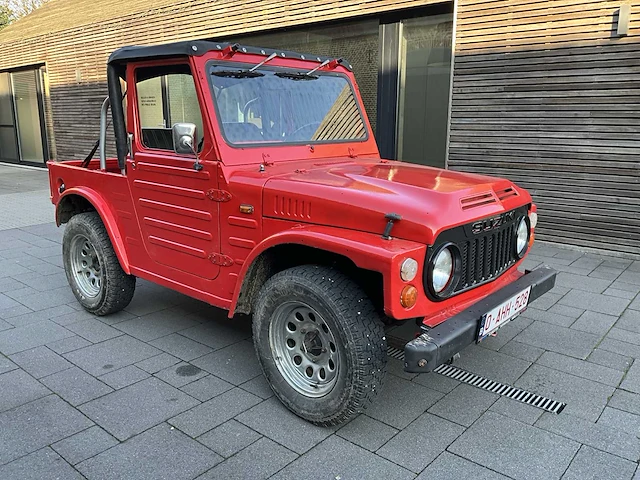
[211, 52, 279, 79]
[274, 57, 344, 81]
[275, 72, 318, 81]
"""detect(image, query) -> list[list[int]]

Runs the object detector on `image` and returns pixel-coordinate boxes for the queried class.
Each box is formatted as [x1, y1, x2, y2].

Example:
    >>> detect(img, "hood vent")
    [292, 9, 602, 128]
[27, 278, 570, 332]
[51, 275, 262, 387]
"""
[273, 195, 312, 220]
[495, 186, 518, 201]
[461, 192, 497, 210]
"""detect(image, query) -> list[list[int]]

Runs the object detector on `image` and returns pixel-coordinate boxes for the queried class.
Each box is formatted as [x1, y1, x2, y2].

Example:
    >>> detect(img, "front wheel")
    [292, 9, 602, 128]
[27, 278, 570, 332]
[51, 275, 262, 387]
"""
[63, 212, 136, 316]
[253, 265, 387, 426]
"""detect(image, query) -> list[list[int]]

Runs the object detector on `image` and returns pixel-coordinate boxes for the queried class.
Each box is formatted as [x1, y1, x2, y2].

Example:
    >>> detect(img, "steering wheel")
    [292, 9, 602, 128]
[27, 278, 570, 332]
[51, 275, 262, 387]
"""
[287, 122, 322, 141]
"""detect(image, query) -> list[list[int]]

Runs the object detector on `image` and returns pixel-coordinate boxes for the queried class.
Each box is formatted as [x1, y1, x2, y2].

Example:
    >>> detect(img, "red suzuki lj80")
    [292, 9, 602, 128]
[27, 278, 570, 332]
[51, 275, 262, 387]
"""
[48, 41, 557, 426]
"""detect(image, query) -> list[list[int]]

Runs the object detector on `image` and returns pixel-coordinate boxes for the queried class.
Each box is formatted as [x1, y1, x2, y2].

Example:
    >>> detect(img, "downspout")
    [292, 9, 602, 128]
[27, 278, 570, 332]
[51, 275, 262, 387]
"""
[107, 64, 127, 174]
[99, 97, 110, 171]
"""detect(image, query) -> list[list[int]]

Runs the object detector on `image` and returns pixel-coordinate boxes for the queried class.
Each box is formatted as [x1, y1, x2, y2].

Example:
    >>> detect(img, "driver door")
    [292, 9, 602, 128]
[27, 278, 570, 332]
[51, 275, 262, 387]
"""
[128, 63, 221, 280]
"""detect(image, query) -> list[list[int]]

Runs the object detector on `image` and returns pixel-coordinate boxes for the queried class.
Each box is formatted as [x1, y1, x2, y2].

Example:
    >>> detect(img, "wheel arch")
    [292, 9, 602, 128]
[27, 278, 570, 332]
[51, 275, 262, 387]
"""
[56, 188, 131, 274]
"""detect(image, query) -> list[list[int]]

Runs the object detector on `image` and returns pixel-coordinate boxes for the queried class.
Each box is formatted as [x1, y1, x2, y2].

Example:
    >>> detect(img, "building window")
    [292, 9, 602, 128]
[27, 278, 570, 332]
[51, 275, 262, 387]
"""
[0, 67, 50, 165]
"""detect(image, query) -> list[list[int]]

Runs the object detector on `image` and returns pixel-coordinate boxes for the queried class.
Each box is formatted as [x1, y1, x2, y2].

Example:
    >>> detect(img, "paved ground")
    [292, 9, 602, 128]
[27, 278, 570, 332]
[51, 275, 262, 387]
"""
[1, 163, 640, 479]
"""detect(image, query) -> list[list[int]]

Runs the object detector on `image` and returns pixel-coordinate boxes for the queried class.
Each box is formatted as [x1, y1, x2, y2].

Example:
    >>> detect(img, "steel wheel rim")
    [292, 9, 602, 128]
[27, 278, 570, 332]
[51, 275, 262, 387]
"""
[269, 301, 340, 397]
[69, 234, 102, 298]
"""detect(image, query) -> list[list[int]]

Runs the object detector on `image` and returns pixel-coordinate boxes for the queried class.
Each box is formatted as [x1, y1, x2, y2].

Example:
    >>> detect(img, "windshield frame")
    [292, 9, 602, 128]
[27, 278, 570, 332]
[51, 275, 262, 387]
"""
[205, 60, 370, 149]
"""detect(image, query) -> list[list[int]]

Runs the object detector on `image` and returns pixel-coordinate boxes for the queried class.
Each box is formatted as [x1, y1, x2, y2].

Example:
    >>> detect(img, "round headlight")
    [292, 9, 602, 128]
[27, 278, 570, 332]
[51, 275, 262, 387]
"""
[432, 247, 453, 294]
[400, 258, 419, 282]
[516, 217, 529, 257]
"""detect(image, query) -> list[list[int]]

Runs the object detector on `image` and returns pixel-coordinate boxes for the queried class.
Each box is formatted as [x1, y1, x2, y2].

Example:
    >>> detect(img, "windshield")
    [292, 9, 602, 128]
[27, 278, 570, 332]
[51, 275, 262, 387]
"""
[209, 64, 368, 146]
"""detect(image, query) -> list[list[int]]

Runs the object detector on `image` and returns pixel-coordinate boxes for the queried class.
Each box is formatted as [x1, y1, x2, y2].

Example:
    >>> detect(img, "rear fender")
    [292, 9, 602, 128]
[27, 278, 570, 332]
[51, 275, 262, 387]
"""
[56, 187, 131, 274]
[229, 225, 426, 318]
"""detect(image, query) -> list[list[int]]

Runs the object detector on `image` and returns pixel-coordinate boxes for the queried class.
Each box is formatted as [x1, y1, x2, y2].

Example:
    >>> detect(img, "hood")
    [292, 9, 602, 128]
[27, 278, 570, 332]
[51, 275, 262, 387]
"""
[261, 159, 532, 244]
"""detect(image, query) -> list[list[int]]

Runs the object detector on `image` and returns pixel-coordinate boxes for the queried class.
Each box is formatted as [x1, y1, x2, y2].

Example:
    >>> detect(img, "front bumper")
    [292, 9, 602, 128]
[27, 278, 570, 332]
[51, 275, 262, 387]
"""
[404, 266, 557, 373]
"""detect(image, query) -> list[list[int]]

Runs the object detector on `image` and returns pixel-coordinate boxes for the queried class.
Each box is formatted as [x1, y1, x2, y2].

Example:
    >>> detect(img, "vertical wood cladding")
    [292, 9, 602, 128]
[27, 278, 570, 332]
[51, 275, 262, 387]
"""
[0, 0, 442, 162]
[450, 0, 640, 255]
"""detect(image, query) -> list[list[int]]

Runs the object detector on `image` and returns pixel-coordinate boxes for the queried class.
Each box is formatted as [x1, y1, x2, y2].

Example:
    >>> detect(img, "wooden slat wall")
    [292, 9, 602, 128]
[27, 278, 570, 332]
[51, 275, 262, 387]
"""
[449, 0, 640, 256]
[0, 0, 442, 162]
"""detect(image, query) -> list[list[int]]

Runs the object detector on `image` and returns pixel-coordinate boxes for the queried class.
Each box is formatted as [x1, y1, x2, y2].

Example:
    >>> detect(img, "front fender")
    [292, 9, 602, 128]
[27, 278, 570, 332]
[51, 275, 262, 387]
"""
[57, 187, 131, 275]
[228, 224, 427, 318]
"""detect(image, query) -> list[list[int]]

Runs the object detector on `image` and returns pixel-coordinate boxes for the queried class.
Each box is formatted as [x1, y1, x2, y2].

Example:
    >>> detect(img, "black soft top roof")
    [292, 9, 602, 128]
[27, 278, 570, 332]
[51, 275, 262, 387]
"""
[108, 40, 352, 70]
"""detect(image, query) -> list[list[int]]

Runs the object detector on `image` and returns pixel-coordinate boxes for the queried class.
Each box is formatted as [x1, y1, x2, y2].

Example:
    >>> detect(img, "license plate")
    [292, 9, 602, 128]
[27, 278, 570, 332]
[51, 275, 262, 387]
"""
[477, 286, 531, 342]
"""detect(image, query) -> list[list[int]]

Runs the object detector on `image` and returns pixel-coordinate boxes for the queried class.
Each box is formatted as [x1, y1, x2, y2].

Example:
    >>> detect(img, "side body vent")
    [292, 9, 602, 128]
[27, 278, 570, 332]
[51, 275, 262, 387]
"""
[495, 186, 518, 201]
[273, 196, 312, 219]
[460, 192, 497, 210]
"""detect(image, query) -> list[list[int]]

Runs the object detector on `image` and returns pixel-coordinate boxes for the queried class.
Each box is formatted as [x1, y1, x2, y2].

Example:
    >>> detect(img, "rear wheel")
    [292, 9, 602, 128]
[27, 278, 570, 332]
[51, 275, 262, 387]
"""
[253, 265, 387, 426]
[63, 212, 135, 315]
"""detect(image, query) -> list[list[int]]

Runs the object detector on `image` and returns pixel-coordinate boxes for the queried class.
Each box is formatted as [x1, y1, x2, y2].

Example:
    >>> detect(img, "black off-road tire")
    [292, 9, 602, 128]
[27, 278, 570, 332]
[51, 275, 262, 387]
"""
[62, 212, 136, 315]
[253, 265, 387, 426]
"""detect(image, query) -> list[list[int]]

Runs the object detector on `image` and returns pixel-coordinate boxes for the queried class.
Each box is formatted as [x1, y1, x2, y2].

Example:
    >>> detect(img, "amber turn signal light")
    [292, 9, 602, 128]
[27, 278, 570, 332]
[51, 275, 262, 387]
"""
[400, 285, 418, 308]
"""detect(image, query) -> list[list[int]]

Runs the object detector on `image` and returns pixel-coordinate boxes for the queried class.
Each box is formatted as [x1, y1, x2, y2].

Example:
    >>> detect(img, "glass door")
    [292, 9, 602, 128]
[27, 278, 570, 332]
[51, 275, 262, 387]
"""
[0, 72, 19, 163]
[11, 69, 47, 164]
[396, 15, 453, 167]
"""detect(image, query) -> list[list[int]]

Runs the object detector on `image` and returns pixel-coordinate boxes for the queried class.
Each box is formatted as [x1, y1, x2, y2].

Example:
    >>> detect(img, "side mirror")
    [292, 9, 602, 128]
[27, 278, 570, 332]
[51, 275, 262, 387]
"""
[172, 123, 197, 155]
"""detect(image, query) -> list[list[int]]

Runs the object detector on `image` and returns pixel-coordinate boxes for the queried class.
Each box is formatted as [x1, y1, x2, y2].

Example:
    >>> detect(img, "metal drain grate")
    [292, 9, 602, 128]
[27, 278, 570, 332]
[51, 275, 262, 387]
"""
[386, 347, 566, 414]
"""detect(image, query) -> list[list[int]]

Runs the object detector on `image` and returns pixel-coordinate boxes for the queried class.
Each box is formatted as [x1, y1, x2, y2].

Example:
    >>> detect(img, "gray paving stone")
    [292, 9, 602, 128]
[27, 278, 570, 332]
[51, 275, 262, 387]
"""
[520, 306, 575, 327]
[0, 354, 17, 374]
[514, 321, 600, 359]
[78, 423, 221, 480]
[98, 365, 150, 389]
[630, 296, 640, 311]
[598, 407, 640, 438]
[621, 362, 640, 395]
[529, 291, 562, 310]
[191, 341, 262, 385]
[170, 387, 261, 438]
[536, 351, 624, 387]
[136, 352, 181, 374]
[271, 435, 414, 480]
[548, 303, 585, 320]
[0, 261, 30, 278]
[416, 451, 510, 480]
[608, 328, 640, 347]
[589, 265, 625, 281]
[197, 419, 262, 458]
[556, 272, 611, 293]
[63, 335, 161, 376]
[617, 309, 640, 334]
[0, 447, 83, 480]
[0, 368, 50, 412]
[199, 437, 297, 480]
[378, 412, 464, 473]
[150, 333, 213, 361]
[46, 335, 92, 354]
[516, 364, 614, 422]
[80, 377, 199, 440]
[0, 395, 94, 464]
[52, 426, 119, 465]
[455, 344, 532, 383]
[571, 310, 618, 336]
[609, 389, 640, 416]
[181, 374, 234, 402]
[428, 383, 499, 427]
[9, 345, 72, 378]
[179, 321, 250, 350]
[236, 397, 332, 454]
[499, 340, 545, 362]
[619, 270, 640, 286]
[114, 309, 199, 342]
[600, 337, 640, 359]
[4, 304, 74, 327]
[0, 303, 32, 319]
[365, 374, 443, 429]
[450, 411, 579, 480]
[0, 276, 27, 294]
[0, 317, 11, 330]
[155, 362, 208, 387]
[41, 366, 113, 406]
[0, 320, 73, 355]
[559, 289, 630, 316]
[49, 308, 97, 326]
[336, 414, 398, 452]
[413, 371, 460, 394]
[488, 396, 544, 425]
[562, 445, 637, 480]
[611, 280, 640, 296]
[94, 309, 136, 325]
[12, 270, 67, 292]
[239, 374, 274, 399]
[5, 285, 76, 311]
[65, 319, 123, 343]
[604, 287, 638, 300]
[536, 411, 640, 462]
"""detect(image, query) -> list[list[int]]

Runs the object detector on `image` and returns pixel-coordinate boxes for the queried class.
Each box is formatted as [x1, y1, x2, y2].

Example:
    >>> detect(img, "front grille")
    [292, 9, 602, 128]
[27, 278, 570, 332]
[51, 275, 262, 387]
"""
[455, 223, 518, 292]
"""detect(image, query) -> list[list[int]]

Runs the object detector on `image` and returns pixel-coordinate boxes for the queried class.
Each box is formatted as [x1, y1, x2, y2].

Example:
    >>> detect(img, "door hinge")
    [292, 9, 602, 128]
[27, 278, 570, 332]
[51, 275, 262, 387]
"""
[208, 253, 234, 267]
[206, 189, 232, 202]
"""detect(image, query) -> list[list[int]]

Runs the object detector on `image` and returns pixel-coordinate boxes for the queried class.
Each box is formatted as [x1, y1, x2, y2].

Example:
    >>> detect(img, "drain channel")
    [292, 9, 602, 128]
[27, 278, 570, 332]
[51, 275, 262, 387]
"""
[387, 347, 566, 414]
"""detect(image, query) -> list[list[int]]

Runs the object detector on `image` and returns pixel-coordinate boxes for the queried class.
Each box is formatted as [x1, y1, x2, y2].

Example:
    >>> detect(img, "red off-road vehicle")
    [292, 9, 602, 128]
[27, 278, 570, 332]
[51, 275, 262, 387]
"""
[48, 41, 556, 425]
